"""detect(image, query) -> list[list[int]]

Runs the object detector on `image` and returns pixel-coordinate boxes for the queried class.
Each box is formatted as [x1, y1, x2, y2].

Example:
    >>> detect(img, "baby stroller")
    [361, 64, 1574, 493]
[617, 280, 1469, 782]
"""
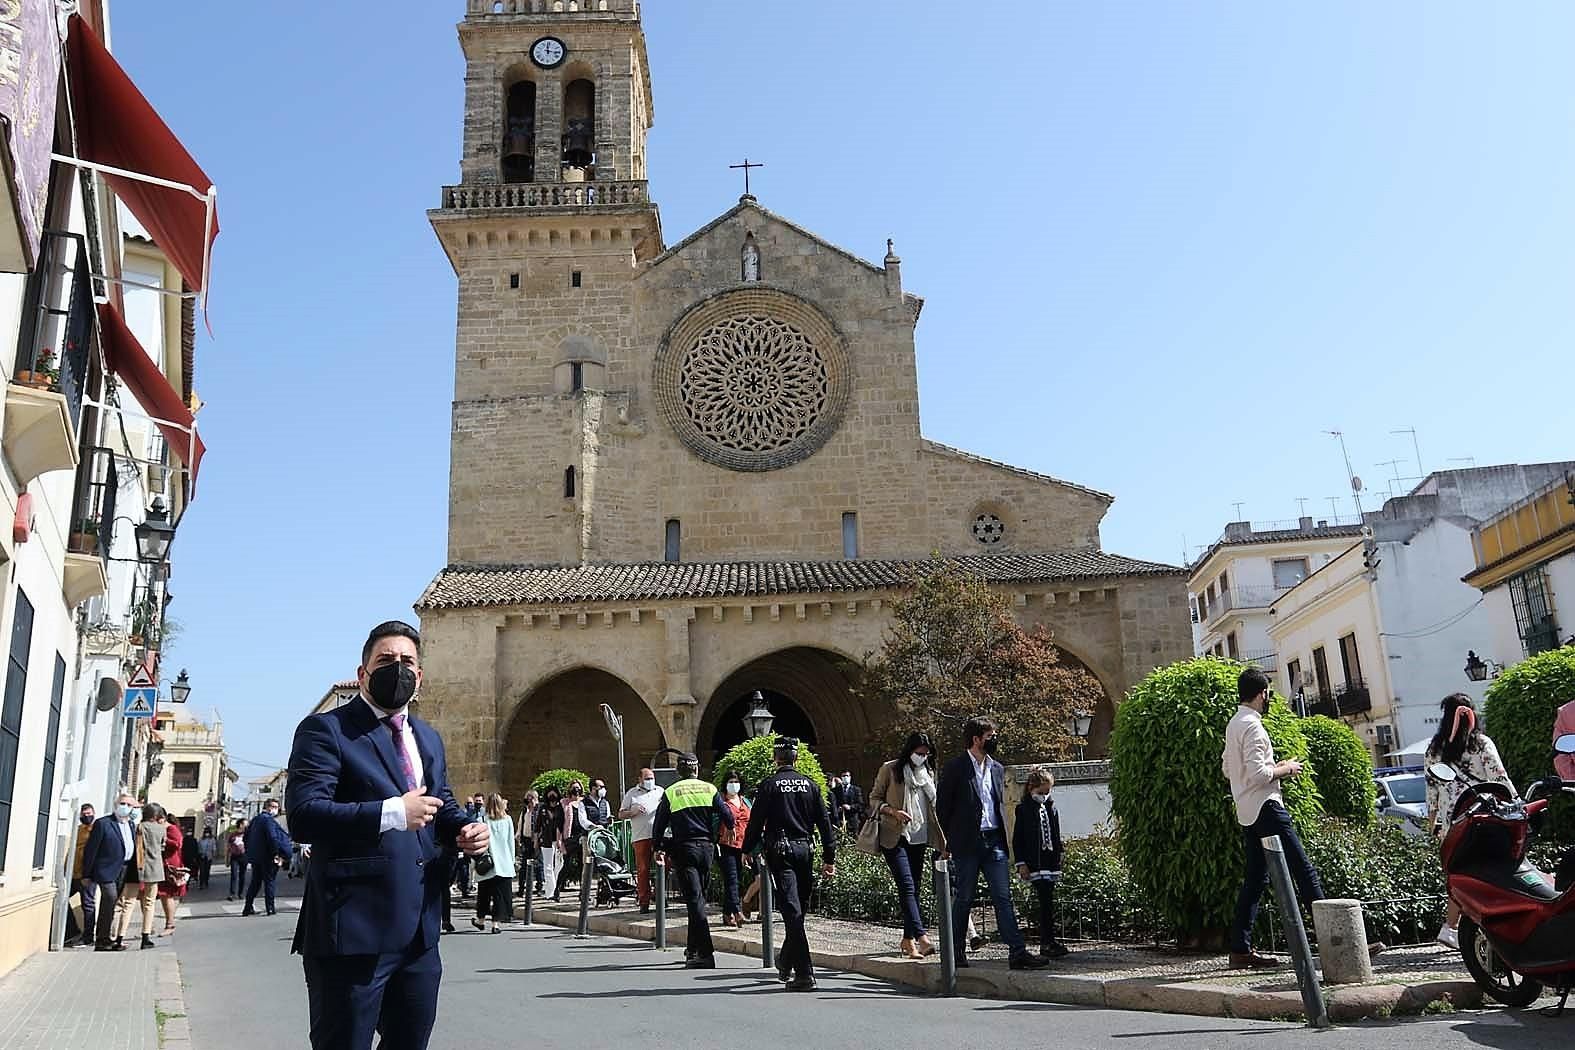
[561, 825, 637, 907]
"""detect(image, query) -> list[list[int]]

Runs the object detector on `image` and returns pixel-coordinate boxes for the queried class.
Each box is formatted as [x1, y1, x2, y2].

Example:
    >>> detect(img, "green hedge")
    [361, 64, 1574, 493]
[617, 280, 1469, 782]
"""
[1108, 658, 1320, 944]
[712, 734, 828, 799]
[1485, 646, 1575, 842]
[530, 768, 590, 797]
[1300, 715, 1377, 825]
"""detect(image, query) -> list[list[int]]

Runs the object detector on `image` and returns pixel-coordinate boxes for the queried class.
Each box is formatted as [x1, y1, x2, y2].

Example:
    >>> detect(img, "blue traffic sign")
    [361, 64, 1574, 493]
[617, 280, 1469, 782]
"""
[123, 687, 157, 718]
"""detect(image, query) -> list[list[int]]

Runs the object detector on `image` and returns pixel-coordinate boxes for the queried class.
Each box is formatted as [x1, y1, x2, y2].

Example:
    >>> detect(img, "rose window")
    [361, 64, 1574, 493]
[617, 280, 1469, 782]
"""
[973, 514, 1005, 545]
[679, 316, 828, 454]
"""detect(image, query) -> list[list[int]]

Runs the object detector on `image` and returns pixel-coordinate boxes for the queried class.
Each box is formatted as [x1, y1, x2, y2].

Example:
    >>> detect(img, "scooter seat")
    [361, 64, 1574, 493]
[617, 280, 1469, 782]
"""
[1459, 860, 1561, 901]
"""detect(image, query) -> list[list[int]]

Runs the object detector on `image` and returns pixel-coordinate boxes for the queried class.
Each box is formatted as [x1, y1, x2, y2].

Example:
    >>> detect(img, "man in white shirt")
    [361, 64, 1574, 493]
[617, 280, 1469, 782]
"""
[617, 767, 663, 914]
[1222, 667, 1324, 969]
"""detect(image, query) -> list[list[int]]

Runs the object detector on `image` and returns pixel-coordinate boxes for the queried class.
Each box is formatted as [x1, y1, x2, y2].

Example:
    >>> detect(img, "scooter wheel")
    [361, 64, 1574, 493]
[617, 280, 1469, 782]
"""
[1459, 917, 1543, 1008]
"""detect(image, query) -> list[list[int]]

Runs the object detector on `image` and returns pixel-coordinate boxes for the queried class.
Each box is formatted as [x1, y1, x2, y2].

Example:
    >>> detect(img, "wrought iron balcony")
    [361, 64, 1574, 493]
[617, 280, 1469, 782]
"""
[1335, 680, 1373, 716]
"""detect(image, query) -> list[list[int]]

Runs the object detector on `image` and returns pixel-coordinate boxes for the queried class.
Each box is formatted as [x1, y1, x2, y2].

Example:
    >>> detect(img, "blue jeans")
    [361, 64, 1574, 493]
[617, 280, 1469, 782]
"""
[719, 845, 745, 915]
[229, 860, 248, 897]
[882, 842, 928, 940]
[1232, 801, 1324, 953]
[951, 829, 1025, 956]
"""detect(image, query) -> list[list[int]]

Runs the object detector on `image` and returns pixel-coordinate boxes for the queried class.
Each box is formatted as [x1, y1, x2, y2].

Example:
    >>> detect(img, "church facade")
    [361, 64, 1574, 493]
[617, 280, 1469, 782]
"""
[417, 0, 1191, 797]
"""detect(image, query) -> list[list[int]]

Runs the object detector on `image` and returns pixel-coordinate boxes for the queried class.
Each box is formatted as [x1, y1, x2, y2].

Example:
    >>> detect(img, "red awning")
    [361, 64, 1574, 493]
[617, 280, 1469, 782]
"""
[66, 14, 219, 304]
[97, 303, 206, 489]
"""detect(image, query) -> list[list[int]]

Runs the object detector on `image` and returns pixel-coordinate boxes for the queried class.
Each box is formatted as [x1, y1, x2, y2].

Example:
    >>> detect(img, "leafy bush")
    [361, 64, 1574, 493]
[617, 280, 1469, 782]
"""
[712, 733, 828, 799]
[1300, 716, 1377, 825]
[1109, 657, 1320, 943]
[1300, 816, 1445, 944]
[529, 768, 590, 797]
[1485, 646, 1575, 843]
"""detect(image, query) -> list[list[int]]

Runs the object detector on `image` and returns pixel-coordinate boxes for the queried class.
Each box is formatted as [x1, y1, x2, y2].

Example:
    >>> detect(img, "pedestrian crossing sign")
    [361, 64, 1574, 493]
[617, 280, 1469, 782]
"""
[124, 687, 157, 718]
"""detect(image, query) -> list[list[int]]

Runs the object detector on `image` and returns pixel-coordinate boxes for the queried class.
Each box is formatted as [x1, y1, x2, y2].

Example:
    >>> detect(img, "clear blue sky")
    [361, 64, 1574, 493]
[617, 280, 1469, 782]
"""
[109, 2, 1575, 777]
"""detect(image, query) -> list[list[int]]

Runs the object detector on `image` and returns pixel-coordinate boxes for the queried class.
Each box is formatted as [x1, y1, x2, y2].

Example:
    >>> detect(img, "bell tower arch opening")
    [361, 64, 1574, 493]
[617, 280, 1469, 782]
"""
[561, 76, 596, 177]
[502, 73, 538, 183]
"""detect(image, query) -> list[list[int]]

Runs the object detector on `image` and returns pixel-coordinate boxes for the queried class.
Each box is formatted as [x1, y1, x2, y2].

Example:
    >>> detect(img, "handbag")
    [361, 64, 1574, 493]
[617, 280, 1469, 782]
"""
[473, 851, 495, 879]
[854, 813, 882, 856]
[170, 866, 191, 888]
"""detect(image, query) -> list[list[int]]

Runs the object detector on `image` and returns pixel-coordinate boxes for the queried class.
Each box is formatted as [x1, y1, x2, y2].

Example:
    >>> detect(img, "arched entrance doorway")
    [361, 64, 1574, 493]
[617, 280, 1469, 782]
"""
[1051, 647, 1117, 759]
[697, 647, 879, 784]
[499, 668, 665, 802]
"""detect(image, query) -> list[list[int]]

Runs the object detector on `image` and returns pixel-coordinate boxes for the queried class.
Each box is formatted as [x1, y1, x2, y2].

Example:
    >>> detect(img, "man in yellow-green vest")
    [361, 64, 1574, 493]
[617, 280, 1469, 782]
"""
[651, 752, 735, 968]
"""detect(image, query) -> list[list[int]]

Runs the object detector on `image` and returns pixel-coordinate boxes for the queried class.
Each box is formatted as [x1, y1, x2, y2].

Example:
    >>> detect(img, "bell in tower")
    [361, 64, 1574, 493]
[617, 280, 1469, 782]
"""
[561, 78, 596, 178]
[502, 79, 536, 183]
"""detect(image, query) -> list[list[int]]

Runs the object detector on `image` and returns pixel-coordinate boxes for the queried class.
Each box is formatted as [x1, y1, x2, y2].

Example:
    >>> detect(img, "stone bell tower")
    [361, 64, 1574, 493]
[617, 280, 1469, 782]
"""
[430, 0, 664, 568]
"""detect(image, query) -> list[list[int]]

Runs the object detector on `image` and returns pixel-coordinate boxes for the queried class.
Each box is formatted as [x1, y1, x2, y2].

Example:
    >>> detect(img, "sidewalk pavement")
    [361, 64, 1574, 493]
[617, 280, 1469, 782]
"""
[529, 898, 1487, 1022]
[0, 944, 190, 1050]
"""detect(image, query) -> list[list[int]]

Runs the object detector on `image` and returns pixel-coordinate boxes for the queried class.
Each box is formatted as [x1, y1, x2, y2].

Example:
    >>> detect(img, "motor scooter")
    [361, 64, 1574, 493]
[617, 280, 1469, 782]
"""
[1432, 732, 1575, 1012]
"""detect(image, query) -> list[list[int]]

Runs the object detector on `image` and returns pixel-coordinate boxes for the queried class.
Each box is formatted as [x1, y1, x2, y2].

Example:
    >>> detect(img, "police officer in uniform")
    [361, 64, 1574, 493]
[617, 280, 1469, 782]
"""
[743, 737, 836, 991]
[651, 752, 734, 969]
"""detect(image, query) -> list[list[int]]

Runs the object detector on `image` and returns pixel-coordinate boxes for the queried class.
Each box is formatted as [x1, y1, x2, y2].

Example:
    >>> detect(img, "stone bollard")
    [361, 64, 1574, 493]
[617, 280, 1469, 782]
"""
[1312, 898, 1374, 984]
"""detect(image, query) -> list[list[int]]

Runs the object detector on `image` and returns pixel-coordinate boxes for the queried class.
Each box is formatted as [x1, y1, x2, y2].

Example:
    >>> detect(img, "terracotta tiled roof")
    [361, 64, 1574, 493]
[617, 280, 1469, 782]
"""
[416, 550, 1184, 611]
[1191, 525, 1365, 575]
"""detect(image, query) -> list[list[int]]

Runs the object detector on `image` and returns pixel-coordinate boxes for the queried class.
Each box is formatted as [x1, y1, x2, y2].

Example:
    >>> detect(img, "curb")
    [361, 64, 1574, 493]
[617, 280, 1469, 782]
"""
[154, 951, 192, 1049]
[524, 905, 1482, 1022]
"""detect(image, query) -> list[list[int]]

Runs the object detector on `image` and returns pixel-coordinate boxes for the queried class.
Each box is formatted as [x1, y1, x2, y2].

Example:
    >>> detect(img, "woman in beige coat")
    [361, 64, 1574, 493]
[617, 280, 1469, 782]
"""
[113, 803, 167, 950]
[868, 732, 947, 958]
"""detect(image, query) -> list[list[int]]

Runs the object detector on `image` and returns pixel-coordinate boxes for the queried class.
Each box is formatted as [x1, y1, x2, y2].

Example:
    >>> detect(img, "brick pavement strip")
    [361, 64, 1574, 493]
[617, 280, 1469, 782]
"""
[0, 944, 192, 1050]
[527, 900, 1487, 1022]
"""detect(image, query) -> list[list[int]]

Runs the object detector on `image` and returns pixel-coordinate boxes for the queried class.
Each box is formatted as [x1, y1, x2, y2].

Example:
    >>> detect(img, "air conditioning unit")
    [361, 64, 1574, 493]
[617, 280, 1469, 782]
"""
[1376, 725, 1394, 749]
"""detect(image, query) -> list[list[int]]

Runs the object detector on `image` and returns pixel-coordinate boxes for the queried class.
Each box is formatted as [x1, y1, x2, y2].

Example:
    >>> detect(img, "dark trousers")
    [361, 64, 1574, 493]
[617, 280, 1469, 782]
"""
[245, 862, 279, 913]
[516, 840, 534, 896]
[882, 841, 928, 940]
[477, 875, 513, 923]
[670, 839, 715, 958]
[229, 859, 248, 897]
[77, 878, 98, 941]
[303, 943, 441, 1050]
[718, 845, 745, 915]
[951, 829, 1026, 956]
[92, 880, 120, 947]
[453, 856, 471, 897]
[768, 840, 815, 978]
[1232, 800, 1324, 954]
[1033, 880, 1059, 949]
[198, 858, 212, 889]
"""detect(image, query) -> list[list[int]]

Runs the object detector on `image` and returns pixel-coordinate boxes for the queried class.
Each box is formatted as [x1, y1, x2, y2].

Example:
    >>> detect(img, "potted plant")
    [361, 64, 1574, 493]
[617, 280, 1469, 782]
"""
[68, 518, 99, 556]
[17, 347, 58, 390]
[129, 600, 154, 648]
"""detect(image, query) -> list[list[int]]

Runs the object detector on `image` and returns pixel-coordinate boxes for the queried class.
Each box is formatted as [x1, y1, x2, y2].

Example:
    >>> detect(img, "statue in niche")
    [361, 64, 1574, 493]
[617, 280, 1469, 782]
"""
[741, 233, 761, 282]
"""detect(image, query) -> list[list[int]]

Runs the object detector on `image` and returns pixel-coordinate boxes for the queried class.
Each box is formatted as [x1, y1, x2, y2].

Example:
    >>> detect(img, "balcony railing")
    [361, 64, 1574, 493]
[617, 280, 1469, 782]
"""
[14, 230, 92, 430]
[1336, 680, 1373, 716]
[467, 0, 638, 15]
[68, 446, 117, 566]
[1306, 693, 1338, 718]
[442, 180, 648, 211]
[1203, 584, 1292, 626]
[1242, 650, 1278, 673]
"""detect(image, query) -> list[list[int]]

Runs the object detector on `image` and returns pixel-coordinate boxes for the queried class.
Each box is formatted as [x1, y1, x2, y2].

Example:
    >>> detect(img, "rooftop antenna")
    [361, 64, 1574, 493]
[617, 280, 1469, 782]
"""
[1376, 459, 1405, 499]
[1326, 496, 1342, 519]
[1392, 427, 1424, 479]
[1325, 430, 1365, 515]
[1231, 501, 1246, 521]
[1448, 456, 1477, 468]
[1295, 497, 1310, 517]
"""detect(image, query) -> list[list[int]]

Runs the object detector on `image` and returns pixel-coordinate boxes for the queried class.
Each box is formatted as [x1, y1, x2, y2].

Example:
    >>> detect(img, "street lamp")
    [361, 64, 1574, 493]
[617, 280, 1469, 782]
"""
[134, 498, 176, 564]
[1068, 709, 1093, 761]
[170, 669, 191, 704]
[742, 691, 775, 739]
[1464, 651, 1490, 683]
[600, 702, 626, 801]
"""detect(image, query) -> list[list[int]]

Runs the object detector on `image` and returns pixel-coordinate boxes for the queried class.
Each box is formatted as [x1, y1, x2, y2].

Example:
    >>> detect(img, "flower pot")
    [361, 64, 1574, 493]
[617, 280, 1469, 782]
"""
[128, 633, 144, 647]
[69, 531, 98, 555]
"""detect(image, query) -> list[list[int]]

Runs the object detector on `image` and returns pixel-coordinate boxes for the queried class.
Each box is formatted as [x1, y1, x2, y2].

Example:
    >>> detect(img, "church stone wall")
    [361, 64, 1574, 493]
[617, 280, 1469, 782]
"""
[920, 447, 1109, 557]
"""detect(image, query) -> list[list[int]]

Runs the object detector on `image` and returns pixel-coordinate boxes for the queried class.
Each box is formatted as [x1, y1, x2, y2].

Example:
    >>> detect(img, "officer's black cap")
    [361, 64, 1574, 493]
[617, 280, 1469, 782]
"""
[772, 736, 800, 752]
[677, 751, 699, 764]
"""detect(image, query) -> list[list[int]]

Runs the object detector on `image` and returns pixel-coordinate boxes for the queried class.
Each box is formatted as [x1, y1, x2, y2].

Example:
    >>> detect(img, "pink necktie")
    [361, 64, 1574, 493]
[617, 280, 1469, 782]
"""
[387, 713, 418, 792]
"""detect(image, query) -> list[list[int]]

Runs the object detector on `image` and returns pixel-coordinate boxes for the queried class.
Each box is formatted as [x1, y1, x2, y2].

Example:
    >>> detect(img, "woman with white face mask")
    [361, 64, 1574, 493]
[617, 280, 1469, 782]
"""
[868, 732, 947, 958]
[716, 774, 752, 928]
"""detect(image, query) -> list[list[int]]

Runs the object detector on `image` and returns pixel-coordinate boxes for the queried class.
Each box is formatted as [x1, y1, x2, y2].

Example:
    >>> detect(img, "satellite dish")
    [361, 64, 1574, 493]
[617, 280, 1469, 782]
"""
[1351, 475, 1364, 492]
[95, 677, 124, 712]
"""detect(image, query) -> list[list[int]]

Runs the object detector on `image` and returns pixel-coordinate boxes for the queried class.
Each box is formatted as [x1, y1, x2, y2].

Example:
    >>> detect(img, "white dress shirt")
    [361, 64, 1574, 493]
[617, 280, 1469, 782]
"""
[367, 697, 426, 834]
[115, 816, 133, 859]
[972, 753, 999, 831]
[1223, 704, 1283, 827]
[617, 784, 663, 842]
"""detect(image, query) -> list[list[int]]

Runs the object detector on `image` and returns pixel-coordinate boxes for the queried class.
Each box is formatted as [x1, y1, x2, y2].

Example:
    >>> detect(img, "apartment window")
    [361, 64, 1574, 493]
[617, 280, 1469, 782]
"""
[1286, 658, 1303, 696]
[570, 362, 584, 392]
[1272, 558, 1310, 589]
[1219, 571, 1229, 596]
[1338, 633, 1363, 687]
[664, 519, 681, 563]
[0, 589, 34, 868]
[571, 270, 583, 288]
[564, 466, 576, 499]
[1311, 646, 1330, 700]
[171, 762, 200, 791]
[1226, 631, 1240, 661]
[32, 655, 65, 869]
[1507, 566, 1560, 656]
[841, 512, 858, 559]
[509, 272, 520, 289]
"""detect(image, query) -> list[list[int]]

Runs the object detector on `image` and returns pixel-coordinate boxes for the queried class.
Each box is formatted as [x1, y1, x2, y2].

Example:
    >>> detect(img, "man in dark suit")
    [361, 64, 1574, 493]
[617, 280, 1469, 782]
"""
[242, 798, 294, 915]
[834, 771, 864, 834]
[287, 621, 487, 1050]
[935, 716, 1046, 971]
[83, 792, 137, 950]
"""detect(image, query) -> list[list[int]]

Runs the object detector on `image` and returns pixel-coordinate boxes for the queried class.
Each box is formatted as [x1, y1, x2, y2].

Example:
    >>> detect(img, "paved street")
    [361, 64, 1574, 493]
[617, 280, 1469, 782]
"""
[149, 869, 1571, 1050]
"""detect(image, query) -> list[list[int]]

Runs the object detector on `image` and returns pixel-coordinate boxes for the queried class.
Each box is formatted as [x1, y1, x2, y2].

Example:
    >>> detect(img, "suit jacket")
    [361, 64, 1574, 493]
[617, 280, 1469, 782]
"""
[82, 815, 130, 884]
[286, 700, 468, 958]
[1011, 796, 1063, 873]
[935, 752, 1008, 856]
[244, 811, 293, 864]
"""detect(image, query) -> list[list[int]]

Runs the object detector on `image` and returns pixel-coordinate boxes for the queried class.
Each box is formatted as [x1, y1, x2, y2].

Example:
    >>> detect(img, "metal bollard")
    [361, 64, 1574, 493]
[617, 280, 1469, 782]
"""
[933, 857, 957, 996]
[576, 835, 593, 938]
[522, 858, 535, 926]
[759, 863, 775, 970]
[654, 858, 668, 950]
[1262, 835, 1330, 1029]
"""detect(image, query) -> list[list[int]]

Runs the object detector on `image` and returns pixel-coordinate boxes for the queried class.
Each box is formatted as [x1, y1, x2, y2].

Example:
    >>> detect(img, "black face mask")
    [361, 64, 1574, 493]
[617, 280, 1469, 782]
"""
[982, 737, 999, 756]
[367, 662, 418, 710]
[80, 814, 94, 826]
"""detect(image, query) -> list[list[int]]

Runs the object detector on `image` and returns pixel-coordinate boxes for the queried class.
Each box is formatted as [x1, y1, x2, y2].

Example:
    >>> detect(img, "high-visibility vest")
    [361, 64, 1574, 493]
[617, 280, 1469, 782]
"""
[664, 778, 718, 815]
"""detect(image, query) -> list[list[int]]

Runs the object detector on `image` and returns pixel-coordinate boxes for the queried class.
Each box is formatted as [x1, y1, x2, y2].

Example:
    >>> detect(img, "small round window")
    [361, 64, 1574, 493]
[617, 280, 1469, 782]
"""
[972, 514, 1005, 545]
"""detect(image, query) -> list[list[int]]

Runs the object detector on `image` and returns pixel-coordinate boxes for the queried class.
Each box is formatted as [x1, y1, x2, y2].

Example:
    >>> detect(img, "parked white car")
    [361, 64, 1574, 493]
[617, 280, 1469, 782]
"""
[1375, 772, 1429, 835]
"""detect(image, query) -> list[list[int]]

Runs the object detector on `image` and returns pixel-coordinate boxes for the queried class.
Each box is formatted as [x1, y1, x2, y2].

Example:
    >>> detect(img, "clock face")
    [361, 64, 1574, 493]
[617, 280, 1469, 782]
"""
[531, 37, 566, 69]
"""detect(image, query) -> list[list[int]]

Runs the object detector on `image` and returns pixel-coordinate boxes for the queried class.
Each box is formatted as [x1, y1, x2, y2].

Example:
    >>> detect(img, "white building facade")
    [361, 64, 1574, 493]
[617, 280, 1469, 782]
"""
[1464, 473, 1575, 673]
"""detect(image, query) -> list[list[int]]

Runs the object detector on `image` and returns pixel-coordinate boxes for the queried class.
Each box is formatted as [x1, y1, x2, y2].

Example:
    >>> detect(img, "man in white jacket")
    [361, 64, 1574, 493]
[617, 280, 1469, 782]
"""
[1222, 667, 1324, 969]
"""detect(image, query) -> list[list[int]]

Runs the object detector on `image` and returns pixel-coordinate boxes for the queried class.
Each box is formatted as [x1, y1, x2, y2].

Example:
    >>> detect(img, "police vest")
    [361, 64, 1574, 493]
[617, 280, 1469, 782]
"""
[664, 778, 718, 814]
